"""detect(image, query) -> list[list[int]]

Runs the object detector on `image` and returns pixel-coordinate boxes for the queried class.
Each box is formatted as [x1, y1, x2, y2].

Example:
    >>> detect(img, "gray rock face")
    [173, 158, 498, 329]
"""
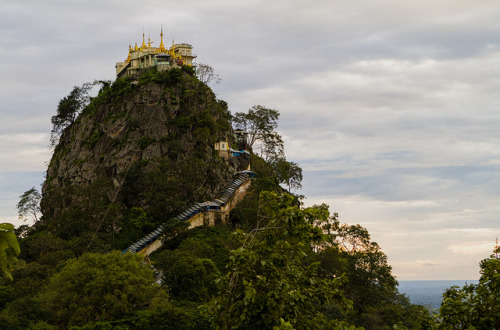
[41, 70, 238, 233]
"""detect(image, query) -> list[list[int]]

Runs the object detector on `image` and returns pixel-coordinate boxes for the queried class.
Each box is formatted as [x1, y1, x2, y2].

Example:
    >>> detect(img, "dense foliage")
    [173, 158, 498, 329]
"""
[233, 105, 284, 160]
[16, 187, 41, 223]
[3, 194, 434, 328]
[212, 192, 350, 329]
[438, 249, 500, 329]
[38, 251, 160, 327]
[0, 224, 20, 280]
[2, 67, 436, 329]
[271, 157, 303, 193]
[50, 82, 96, 147]
[41, 68, 234, 253]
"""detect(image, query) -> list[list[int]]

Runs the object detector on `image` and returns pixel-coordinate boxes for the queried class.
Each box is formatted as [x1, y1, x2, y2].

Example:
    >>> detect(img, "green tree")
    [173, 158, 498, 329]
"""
[335, 224, 397, 319]
[439, 248, 500, 329]
[164, 256, 219, 302]
[439, 284, 476, 328]
[259, 131, 284, 161]
[196, 63, 221, 86]
[211, 192, 351, 329]
[0, 223, 20, 280]
[232, 106, 283, 160]
[16, 187, 41, 223]
[314, 219, 432, 328]
[50, 82, 94, 146]
[272, 157, 303, 193]
[0, 296, 50, 329]
[154, 236, 220, 303]
[38, 251, 161, 327]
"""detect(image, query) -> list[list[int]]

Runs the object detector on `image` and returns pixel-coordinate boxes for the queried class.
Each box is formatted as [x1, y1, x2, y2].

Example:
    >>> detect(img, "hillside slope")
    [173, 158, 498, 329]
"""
[40, 68, 241, 249]
[4, 67, 436, 330]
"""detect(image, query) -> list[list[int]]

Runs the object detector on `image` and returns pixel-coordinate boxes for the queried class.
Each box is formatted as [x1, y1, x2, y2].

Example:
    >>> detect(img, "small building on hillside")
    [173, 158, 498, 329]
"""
[115, 28, 197, 79]
[214, 141, 230, 159]
[215, 140, 251, 167]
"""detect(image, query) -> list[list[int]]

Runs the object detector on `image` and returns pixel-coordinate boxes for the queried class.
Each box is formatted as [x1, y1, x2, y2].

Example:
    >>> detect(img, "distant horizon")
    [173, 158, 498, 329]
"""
[397, 279, 480, 309]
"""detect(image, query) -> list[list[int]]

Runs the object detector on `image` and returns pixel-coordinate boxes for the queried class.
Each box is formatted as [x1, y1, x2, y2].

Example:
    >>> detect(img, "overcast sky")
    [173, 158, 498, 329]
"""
[1, 0, 500, 280]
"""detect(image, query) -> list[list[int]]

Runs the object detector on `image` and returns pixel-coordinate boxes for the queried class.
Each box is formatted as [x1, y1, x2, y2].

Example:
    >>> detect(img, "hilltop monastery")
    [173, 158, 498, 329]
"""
[115, 29, 196, 79]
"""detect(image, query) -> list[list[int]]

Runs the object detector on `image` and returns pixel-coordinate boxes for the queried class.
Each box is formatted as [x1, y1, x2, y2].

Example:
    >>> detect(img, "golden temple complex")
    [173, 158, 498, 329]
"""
[115, 28, 196, 79]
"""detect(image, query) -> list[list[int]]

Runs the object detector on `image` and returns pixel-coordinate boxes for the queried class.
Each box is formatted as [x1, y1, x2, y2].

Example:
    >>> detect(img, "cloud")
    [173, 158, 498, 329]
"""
[302, 193, 499, 279]
[0, 133, 51, 171]
[448, 241, 496, 255]
[1, 0, 500, 280]
[0, 171, 45, 227]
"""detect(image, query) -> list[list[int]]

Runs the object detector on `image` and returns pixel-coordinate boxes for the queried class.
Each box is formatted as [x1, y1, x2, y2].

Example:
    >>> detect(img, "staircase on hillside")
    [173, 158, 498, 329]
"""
[122, 170, 256, 256]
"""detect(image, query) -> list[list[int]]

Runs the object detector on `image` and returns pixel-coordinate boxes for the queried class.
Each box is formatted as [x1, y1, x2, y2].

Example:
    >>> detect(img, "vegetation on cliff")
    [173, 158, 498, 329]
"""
[41, 67, 235, 253]
[0, 67, 441, 329]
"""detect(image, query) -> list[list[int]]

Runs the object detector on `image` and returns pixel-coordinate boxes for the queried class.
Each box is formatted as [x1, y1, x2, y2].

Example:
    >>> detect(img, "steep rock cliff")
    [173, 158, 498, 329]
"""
[41, 68, 238, 247]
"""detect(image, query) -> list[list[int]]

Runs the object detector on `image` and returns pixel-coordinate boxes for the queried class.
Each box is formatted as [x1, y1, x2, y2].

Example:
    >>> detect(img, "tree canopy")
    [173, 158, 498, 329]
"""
[6, 69, 435, 329]
[16, 187, 41, 223]
[0, 223, 20, 280]
[439, 248, 500, 329]
[50, 82, 94, 146]
[272, 157, 303, 193]
[196, 63, 221, 86]
[211, 192, 351, 329]
[232, 105, 284, 160]
[38, 251, 160, 327]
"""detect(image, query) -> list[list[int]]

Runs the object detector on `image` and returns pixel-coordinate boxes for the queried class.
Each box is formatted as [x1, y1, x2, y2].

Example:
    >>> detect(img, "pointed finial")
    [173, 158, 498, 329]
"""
[171, 39, 176, 58]
[141, 31, 147, 50]
[134, 42, 139, 51]
[159, 26, 165, 51]
[126, 43, 132, 62]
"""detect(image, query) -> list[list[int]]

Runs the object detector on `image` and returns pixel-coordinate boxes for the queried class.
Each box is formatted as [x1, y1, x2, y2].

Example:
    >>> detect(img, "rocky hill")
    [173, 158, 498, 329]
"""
[40, 68, 241, 248]
[4, 66, 436, 330]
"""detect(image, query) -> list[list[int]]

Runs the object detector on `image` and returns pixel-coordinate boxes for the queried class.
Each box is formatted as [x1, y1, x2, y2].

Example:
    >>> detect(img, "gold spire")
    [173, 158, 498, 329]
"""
[170, 40, 176, 58]
[126, 44, 132, 62]
[134, 42, 139, 51]
[159, 26, 165, 52]
[141, 32, 147, 50]
[148, 34, 152, 48]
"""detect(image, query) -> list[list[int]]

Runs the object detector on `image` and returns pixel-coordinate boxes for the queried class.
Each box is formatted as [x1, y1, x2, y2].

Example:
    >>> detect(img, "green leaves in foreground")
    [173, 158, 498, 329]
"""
[439, 252, 500, 329]
[38, 251, 161, 327]
[0, 223, 20, 280]
[211, 192, 352, 329]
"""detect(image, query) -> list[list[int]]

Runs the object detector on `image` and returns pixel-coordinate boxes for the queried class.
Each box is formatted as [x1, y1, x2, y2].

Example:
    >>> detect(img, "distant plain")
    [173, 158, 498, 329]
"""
[398, 280, 479, 310]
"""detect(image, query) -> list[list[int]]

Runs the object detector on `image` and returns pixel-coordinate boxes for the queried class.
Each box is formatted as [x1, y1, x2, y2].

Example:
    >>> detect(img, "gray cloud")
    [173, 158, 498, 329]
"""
[1, 0, 499, 280]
